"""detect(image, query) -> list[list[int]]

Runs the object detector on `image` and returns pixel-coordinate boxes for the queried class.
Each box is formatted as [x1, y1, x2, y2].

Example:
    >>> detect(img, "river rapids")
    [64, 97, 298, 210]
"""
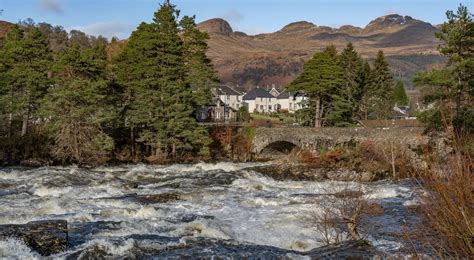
[0, 162, 423, 258]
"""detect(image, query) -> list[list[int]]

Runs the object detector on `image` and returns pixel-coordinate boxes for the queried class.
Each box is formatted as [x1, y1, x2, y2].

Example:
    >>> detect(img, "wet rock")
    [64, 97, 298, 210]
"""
[333, 190, 364, 199]
[0, 220, 68, 256]
[306, 240, 386, 258]
[180, 214, 215, 223]
[109, 192, 182, 204]
[362, 203, 385, 216]
[253, 164, 387, 182]
[134, 192, 181, 204]
[252, 165, 323, 181]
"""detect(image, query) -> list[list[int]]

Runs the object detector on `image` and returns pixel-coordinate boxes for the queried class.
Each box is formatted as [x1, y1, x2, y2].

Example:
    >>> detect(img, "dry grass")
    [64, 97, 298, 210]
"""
[413, 132, 473, 257]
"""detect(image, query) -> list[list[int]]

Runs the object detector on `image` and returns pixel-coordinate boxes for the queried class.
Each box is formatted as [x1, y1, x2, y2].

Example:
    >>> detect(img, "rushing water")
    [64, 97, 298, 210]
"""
[0, 162, 422, 258]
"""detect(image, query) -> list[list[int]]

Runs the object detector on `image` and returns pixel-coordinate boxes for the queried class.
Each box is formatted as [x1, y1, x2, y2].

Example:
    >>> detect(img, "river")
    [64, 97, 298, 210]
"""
[0, 162, 423, 258]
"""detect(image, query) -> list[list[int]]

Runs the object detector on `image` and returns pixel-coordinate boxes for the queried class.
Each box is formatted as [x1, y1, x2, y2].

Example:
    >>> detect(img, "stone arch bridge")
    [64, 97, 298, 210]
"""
[252, 127, 427, 156]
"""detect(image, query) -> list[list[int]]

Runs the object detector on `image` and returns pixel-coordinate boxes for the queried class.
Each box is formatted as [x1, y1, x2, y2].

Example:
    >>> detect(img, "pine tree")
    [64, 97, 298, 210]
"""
[393, 81, 409, 106]
[115, 1, 211, 159]
[40, 44, 116, 165]
[414, 4, 473, 133]
[326, 95, 354, 127]
[180, 15, 218, 107]
[356, 61, 372, 120]
[367, 50, 394, 119]
[339, 43, 368, 123]
[288, 47, 344, 127]
[437, 4, 473, 104]
[0, 25, 52, 136]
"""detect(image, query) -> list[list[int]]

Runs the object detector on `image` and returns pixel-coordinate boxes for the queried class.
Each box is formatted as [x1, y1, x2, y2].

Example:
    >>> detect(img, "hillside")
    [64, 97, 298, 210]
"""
[0, 15, 445, 89]
[0, 20, 12, 38]
[197, 14, 445, 88]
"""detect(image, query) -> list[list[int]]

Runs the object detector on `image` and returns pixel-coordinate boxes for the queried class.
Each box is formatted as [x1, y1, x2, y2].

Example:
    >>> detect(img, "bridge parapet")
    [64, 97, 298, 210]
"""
[252, 127, 426, 154]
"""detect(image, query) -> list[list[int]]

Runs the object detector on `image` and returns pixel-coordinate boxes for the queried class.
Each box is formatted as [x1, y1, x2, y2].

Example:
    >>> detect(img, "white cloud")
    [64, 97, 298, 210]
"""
[39, 0, 63, 13]
[70, 22, 134, 40]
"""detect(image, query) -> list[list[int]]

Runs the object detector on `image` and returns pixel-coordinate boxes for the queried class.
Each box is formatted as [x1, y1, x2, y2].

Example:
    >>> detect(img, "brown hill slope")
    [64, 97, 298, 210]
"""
[198, 14, 445, 88]
[0, 20, 13, 38]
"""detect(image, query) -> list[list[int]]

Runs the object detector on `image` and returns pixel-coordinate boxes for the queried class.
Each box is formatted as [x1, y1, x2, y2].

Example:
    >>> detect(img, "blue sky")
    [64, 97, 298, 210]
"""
[0, 0, 472, 39]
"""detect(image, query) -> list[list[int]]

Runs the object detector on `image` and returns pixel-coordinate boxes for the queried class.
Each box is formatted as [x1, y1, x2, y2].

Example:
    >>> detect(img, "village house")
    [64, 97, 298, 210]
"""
[197, 85, 308, 122]
[196, 97, 237, 122]
[214, 85, 243, 110]
[277, 90, 308, 113]
[243, 87, 279, 113]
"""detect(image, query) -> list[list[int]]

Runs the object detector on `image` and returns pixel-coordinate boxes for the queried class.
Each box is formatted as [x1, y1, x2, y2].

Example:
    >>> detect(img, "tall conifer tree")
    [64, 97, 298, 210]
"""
[0, 25, 52, 136]
[180, 15, 217, 107]
[366, 50, 395, 119]
[115, 1, 211, 159]
[41, 44, 116, 165]
[288, 47, 344, 127]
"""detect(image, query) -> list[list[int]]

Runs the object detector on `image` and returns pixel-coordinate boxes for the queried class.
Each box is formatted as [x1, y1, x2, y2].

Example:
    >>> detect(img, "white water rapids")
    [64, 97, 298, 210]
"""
[0, 162, 422, 258]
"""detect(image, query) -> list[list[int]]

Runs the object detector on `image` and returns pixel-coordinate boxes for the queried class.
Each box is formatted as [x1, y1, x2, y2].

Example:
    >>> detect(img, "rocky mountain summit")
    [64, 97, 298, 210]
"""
[197, 14, 444, 88]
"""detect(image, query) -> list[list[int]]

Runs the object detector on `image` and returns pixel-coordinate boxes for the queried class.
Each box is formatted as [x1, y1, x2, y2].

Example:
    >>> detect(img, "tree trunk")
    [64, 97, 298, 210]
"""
[315, 96, 321, 128]
[8, 113, 12, 139]
[172, 143, 176, 157]
[21, 108, 30, 137]
[130, 126, 135, 159]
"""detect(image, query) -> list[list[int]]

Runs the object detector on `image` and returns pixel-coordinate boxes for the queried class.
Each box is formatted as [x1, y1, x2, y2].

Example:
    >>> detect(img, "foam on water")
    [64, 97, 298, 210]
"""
[32, 185, 73, 197]
[0, 162, 422, 256]
[0, 238, 40, 259]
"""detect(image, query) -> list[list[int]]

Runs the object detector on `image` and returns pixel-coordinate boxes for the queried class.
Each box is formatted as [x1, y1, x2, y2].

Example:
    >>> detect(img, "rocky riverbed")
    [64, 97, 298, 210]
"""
[0, 163, 426, 258]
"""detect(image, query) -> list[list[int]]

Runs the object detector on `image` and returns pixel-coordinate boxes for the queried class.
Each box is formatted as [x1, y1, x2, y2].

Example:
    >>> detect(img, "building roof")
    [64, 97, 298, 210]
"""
[277, 91, 290, 99]
[277, 89, 307, 99]
[243, 87, 274, 100]
[232, 85, 247, 94]
[269, 87, 281, 97]
[215, 85, 241, 96]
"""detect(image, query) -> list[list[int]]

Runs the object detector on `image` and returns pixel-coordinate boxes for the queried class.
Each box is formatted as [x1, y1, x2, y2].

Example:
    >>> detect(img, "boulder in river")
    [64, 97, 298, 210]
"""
[0, 220, 68, 256]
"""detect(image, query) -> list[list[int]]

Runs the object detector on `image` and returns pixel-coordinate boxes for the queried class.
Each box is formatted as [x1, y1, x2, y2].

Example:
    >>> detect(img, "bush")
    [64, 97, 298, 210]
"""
[413, 136, 473, 257]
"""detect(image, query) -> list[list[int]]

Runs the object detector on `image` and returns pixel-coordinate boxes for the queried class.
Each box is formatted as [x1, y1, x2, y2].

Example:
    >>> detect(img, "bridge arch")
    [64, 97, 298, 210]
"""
[259, 140, 299, 157]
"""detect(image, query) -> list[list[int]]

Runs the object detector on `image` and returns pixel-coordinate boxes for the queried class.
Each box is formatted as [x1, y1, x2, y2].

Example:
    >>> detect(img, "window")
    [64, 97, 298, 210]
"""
[268, 105, 272, 110]
[260, 105, 264, 111]
[261, 97, 263, 102]
[227, 95, 230, 100]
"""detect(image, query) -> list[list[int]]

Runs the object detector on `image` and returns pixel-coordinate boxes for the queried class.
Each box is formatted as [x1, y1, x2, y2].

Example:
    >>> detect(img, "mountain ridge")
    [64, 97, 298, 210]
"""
[0, 14, 445, 88]
[197, 14, 444, 88]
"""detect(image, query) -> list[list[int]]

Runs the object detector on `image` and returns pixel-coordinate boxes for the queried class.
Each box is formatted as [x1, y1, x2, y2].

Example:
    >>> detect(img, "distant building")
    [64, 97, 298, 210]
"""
[196, 97, 237, 122]
[243, 87, 278, 113]
[208, 85, 307, 115]
[232, 85, 247, 95]
[392, 105, 410, 120]
[277, 90, 308, 113]
[214, 85, 243, 110]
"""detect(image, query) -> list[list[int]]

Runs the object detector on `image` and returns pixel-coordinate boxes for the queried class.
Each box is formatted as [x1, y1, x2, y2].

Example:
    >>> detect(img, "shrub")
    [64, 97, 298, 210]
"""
[414, 135, 473, 257]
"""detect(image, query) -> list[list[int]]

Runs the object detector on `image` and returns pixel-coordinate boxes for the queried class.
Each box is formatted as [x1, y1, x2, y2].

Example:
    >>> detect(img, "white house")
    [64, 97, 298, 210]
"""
[243, 87, 279, 113]
[277, 90, 308, 113]
[215, 85, 244, 110]
[215, 85, 307, 114]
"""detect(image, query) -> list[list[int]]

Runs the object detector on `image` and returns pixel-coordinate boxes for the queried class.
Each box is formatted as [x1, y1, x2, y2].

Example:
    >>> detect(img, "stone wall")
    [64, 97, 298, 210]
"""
[252, 127, 427, 155]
